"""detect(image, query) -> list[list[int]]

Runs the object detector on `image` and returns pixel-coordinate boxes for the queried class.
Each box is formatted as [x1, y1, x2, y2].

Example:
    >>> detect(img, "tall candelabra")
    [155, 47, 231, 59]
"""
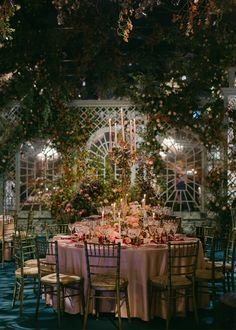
[108, 109, 138, 219]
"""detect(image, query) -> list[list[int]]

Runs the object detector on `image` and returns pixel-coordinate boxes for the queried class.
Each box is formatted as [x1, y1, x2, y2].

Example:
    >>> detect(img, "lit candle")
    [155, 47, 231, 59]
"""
[118, 212, 121, 237]
[125, 193, 128, 206]
[120, 108, 125, 142]
[141, 198, 145, 209]
[109, 118, 112, 152]
[144, 194, 146, 205]
[114, 123, 117, 146]
[100, 209, 105, 225]
[130, 119, 133, 153]
[133, 118, 136, 151]
[113, 202, 116, 219]
[152, 212, 155, 220]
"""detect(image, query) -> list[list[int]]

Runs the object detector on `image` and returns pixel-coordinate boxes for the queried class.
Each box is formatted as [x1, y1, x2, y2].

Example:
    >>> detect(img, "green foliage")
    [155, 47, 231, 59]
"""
[0, 0, 235, 224]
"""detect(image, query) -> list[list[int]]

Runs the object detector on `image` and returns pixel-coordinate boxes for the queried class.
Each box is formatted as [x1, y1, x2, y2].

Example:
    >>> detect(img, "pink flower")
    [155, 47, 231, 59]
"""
[123, 237, 131, 244]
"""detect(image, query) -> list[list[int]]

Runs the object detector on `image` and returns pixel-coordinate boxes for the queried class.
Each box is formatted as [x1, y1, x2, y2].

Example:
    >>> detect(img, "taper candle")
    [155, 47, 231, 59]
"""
[130, 119, 133, 153]
[133, 118, 136, 151]
[115, 123, 117, 146]
[120, 108, 125, 142]
[118, 211, 121, 237]
[109, 118, 112, 152]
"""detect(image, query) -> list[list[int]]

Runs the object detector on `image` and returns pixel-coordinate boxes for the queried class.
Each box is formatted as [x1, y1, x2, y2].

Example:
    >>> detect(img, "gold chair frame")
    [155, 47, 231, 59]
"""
[149, 240, 199, 330]
[83, 241, 130, 330]
[35, 239, 84, 328]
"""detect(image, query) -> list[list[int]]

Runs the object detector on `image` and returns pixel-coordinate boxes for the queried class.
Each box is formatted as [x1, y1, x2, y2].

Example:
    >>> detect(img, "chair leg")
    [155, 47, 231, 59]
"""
[61, 287, 65, 316]
[33, 277, 37, 295]
[149, 282, 153, 320]
[231, 273, 235, 291]
[166, 291, 171, 330]
[80, 283, 85, 315]
[223, 279, 226, 294]
[95, 290, 100, 319]
[83, 286, 91, 330]
[56, 286, 61, 328]
[124, 287, 131, 322]
[116, 289, 122, 330]
[192, 287, 199, 326]
[35, 282, 42, 320]
[150, 285, 158, 320]
[19, 279, 24, 315]
[12, 281, 18, 308]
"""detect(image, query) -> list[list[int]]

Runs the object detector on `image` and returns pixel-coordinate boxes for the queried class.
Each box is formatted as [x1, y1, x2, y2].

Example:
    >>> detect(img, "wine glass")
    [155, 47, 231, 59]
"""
[171, 221, 178, 236]
[156, 226, 164, 242]
[68, 223, 75, 236]
[148, 225, 157, 241]
[163, 221, 171, 236]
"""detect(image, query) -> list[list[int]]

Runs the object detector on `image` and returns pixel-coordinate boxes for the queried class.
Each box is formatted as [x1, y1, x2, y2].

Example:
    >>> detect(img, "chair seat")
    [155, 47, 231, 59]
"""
[150, 274, 192, 289]
[24, 258, 38, 267]
[205, 260, 223, 269]
[224, 262, 233, 272]
[15, 266, 38, 276]
[41, 273, 82, 285]
[24, 258, 47, 267]
[91, 274, 128, 290]
[196, 269, 224, 281]
[205, 261, 232, 271]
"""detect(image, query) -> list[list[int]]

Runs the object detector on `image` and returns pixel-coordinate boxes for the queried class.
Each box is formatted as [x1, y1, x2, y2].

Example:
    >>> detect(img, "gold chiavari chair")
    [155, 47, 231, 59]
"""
[44, 223, 69, 240]
[12, 237, 38, 314]
[35, 238, 84, 328]
[83, 242, 130, 330]
[149, 241, 199, 330]
[195, 231, 227, 308]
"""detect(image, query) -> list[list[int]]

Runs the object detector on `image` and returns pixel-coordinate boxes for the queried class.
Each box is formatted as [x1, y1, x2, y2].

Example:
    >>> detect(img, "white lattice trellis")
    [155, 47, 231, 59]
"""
[157, 128, 204, 213]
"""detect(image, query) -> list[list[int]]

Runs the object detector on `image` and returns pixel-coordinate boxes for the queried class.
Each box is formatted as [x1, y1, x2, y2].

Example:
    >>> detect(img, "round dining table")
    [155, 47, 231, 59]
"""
[54, 237, 206, 321]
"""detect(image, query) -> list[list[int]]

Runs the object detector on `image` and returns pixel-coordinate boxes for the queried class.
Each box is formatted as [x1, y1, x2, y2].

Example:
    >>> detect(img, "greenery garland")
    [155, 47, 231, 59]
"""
[0, 0, 235, 224]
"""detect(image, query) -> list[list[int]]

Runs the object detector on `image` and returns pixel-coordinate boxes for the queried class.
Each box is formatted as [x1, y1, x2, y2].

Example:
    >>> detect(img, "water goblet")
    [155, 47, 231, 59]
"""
[171, 221, 178, 236]
[156, 226, 164, 242]
[148, 225, 157, 241]
[68, 222, 75, 236]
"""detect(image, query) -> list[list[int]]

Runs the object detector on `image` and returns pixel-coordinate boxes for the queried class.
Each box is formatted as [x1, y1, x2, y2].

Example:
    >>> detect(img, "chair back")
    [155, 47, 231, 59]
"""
[84, 242, 121, 287]
[14, 237, 36, 274]
[35, 239, 59, 278]
[167, 241, 199, 285]
[26, 210, 34, 236]
[225, 231, 236, 268]
[231, 208, 236, 230]
[45, 224, 69, 239]
[204, 233, 228, 277]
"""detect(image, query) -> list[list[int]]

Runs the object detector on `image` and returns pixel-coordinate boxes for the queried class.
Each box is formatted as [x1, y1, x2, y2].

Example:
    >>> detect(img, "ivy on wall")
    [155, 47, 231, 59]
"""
[0, 0, 236, 223]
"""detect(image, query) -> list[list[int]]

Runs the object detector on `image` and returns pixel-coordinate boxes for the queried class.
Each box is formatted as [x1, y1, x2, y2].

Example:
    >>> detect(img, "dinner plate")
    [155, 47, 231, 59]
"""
[75, 242, 84, 247]
[156, 244, 167, 248]
[58, 235, 72, 239]
[183, 237, 197, 241]
[140, 243, 167, 248]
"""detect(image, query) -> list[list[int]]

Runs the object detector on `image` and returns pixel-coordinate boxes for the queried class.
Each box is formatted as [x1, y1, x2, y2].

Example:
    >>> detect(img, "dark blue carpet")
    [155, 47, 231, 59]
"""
[0, 262, 232, 330]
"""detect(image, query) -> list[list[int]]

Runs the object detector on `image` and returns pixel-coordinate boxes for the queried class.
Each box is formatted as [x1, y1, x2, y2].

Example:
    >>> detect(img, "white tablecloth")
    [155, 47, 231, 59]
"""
[56, 239, 206, 321]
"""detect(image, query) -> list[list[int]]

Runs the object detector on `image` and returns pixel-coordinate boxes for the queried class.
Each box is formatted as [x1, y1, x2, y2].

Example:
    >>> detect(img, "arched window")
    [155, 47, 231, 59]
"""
[158, 129, 204, 213]
[19, 140, 61, 209]
[87, 127, 122, 180]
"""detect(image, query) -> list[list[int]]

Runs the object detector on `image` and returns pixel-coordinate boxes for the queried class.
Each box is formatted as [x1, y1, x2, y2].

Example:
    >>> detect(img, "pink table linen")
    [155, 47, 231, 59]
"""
[55, 238, 206, 321]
